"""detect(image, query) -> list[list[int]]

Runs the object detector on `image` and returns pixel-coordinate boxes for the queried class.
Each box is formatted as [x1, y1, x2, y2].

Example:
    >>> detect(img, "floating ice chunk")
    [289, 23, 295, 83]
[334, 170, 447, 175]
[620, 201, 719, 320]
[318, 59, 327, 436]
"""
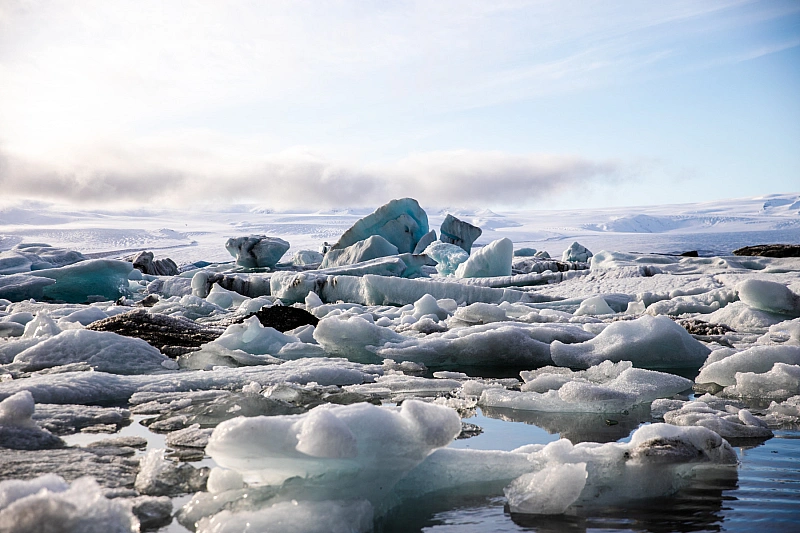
[196, 499, 374, 533]
[32, 403, 130, 435]
[764, 395, 800, 426]
[737, 279, 800, 317]
[0, 274, 56, 301]
[0, 476, 138, 533]
[504, 462, 587, 515]
[320, 235, 398, 268]
[28, 259, 133, 303]
[0, 473, 68, 509]
[331, 198, 429, 254]
[412, 293, 449, 321]
[423, 241, 469, 276]
[626, 301, 646, 314]
[574, 296, 614, 316]
[723, 362, 800, 400]
[345, 374, 462, 400]
[455, 238, 513, 278]
[22, 312, 61, 338]
[225, 235, 290, 268]
[705, 301, 785, 331]
[451, 302, 508, 325]
[292, 249, 324, 266]
[562, 241, 593, 262]
[13, 329, 171, 374]
[0, 321, 24, 338]
[645, 287, 737, 316]
[551, 315, 710, 369]
[662, 402, 773, 440]
[758, 318, 800, 345]
[514, 247, 538, 257]
[206, 283, 249, 309]
[481, 383, 636, 413]
[440, 214, 482, 253]
[0, 391, 65, 450]
[696, 345, 800, 386]
[207, 401, 461, 500]
[313, 315, 406, 363]
[207, 316, 298, 356]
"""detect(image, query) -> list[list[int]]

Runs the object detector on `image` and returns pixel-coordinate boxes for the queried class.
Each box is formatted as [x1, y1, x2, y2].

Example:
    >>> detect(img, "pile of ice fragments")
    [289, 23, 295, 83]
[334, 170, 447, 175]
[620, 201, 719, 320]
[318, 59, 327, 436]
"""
[1, 197, 800, 531]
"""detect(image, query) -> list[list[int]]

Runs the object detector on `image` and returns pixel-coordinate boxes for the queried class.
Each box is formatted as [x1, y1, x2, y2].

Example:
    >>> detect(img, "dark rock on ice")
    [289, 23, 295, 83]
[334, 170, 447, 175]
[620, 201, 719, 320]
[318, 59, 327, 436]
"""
[86, 309, 222, 356]
[331, 197, 430, 254]
[677, 319, 734, 336]
[440, 214, 482, 253]
[127, 251, 179, 276]
[225, 235, 290, 268]
[733, 244, 800, 258]
[246, 304, 319, 332]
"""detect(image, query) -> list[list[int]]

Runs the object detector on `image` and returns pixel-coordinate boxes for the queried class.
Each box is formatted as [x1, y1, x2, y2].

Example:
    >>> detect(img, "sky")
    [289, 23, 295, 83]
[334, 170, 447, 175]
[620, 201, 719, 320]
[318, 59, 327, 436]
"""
[0, 0, 798, 210]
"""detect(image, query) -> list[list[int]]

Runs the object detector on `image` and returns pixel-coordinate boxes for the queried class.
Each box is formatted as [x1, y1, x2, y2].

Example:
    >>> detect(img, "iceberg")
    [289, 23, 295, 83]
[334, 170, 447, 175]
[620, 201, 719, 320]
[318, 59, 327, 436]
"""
[330, 198, 429, 254]
[736, 278, 800, 317]
[562, 241, 593, 262]
[320, 235, 398, 268]
[455, 238, 513, 278]
[440, 214, 482, 253]
[28, 259, 133, 303]
[422, 241, 469, 276]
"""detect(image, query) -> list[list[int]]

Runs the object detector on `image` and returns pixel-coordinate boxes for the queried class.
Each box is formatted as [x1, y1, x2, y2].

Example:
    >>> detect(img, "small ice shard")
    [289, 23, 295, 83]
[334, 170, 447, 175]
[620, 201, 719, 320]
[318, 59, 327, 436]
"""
[12, 329, 172, 375]
[574, 296, 615, 316]
[736, 279, 800, 317]
[23, 259, 132, 303]
[206, 400, 461, 499]
[0, 391, 65, 450]
[561, 241, 593, 262]
[455, 238, 513, 278]
[225, 235, 290, 268]
[331, 198, 429, 254]
[423, 241, 469, 276]
[0, 475, 138, 533]
[320, 235, 399, 268]
[551, 315, 710, 369]
[504, 462, 587, 515]
[135, 448, 209, 496]
[440, 214, 482, 253]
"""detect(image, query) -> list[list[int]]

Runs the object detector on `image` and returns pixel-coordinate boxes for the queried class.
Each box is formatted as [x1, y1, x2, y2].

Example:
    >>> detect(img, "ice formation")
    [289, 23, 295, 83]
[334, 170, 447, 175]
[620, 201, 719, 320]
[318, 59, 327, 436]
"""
[551, 315, 711, 369]
[320, 235, 399, 268]
[28, 259, 133, 303]
[455, 237, 513, 278]
[562, 241, 593, 262]
[423, 241, 469, 276]
[440, 214, 482, 253]
[330, 198, 429, 254]
[225, 235, 290, 268]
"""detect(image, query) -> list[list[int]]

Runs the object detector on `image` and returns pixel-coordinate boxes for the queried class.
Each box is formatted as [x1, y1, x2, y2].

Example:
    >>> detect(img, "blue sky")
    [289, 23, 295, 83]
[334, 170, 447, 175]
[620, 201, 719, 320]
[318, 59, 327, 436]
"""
[0, 0, 798, 209]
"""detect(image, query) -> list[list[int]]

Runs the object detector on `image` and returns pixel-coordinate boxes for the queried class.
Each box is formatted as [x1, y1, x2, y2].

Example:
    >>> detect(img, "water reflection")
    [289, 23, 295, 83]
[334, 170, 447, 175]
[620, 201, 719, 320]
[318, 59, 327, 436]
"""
[479, 404, 652, 443]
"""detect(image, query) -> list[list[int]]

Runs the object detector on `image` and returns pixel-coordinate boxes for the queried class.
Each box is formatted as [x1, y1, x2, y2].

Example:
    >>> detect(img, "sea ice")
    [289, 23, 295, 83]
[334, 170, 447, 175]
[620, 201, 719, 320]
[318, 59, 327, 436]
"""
[455, 238, 513, 278]
[696, 345, 800, 386]
[551, 315, 711, 369]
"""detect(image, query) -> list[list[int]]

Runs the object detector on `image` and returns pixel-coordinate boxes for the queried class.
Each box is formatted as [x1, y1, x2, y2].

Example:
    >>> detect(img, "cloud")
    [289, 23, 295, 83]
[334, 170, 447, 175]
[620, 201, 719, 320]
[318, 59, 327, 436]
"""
[0, 144, 623, 209]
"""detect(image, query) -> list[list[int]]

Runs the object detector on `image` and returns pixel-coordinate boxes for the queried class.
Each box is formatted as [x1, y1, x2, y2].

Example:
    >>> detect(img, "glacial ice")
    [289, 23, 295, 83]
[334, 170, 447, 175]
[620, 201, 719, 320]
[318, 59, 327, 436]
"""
[455, 237, 513, 278]
[320, 235, 399, 268]
[696, 345, 800, 386]
[27, 259, 133, 303]
[504, 462, 588, 514]
[551, 315, 711, 369]
[440, 214, 482, 253]
[10, 329, 173, 374]
[423, 241, 469, 276]
[225, 235, 290, 268]
[562, 241, 593, 262]
[736, 278, 800, 316]
[206, 400, 461, 497]
[0, 244, 85, 275]
[331, 198, 429, 254]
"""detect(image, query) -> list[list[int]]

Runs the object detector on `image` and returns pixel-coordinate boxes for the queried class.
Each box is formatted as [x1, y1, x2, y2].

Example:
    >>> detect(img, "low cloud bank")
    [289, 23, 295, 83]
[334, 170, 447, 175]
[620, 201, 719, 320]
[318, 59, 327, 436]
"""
[0, 147, 623, 209]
